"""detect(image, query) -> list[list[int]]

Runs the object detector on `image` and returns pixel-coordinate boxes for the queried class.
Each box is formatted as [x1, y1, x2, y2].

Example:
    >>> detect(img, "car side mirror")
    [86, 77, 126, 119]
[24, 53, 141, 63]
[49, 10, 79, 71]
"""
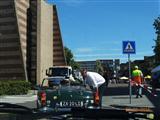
[46, 69, 52, 76]
[46, 69, 49, 76]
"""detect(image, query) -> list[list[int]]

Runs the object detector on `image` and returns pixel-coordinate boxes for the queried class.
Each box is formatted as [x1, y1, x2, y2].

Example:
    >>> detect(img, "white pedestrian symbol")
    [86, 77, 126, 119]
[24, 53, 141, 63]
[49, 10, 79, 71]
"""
[125, 42, 133, 50]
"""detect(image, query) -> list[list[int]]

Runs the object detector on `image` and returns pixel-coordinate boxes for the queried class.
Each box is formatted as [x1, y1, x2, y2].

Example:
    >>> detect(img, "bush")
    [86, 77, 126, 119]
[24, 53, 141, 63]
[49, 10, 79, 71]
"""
[0, 80, 31, 95]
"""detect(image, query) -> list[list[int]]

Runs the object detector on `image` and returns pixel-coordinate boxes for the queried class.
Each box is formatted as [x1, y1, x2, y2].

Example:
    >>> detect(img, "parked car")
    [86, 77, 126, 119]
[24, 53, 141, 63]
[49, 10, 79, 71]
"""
[36, 77, 100, 110]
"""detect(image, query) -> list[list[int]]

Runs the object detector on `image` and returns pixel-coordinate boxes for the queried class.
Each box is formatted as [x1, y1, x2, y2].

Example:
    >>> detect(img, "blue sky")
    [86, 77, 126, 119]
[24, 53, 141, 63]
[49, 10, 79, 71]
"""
[46, 0, 159, 63]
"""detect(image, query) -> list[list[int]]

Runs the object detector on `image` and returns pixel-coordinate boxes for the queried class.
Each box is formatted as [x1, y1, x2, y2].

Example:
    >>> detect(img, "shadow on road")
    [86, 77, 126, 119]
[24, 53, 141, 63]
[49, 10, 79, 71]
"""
[105, 84, 129, 96]
[143, 89, 160, 108]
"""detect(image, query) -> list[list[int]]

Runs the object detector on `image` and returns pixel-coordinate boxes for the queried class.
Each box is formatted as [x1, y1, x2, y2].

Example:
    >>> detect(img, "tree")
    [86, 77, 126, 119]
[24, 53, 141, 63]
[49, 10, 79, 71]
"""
[64, 46, 73, 65]
[70, 59, 80, 69]
[96, 60, 103, 75]
[64, 46, 80, 69]
[153, 16, 160, 66]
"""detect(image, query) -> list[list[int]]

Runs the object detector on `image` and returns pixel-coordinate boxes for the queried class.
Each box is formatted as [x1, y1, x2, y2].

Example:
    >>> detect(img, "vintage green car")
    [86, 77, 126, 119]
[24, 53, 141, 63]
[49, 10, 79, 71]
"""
[37, 77, 100, 110]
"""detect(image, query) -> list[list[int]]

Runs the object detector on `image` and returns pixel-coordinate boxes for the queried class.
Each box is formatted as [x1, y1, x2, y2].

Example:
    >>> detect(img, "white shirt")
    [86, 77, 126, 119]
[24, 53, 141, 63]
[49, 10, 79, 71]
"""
[85, 72, 105, 88]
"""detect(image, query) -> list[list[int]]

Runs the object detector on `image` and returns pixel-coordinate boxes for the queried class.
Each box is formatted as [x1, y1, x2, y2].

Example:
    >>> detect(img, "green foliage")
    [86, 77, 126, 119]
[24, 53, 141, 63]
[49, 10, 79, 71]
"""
[153, 16, 160, 34]
[70, 59, 80, 69]
[153, 36, 160, 65]
[0, 80, 31, 95]
[153, 16, 160, 65]
[64, 46, 73, 65]
[96, 60, 104, 75]
[64, 46, 80, 69]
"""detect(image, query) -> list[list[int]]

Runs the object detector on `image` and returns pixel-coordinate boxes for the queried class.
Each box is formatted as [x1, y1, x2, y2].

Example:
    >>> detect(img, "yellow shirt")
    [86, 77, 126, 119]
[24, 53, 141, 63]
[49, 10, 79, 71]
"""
[132, 69, 143, 84]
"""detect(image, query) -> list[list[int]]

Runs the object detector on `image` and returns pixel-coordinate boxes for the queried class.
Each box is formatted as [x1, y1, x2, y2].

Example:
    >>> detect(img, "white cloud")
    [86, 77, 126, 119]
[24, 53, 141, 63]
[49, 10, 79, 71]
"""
[75, 53, 121, 57]
[74, 50, 154, 62]
[103, 48, 121, 51]
[136, 51, 153, 55]
[76, 48, 93, 53]
[75, 47, 121, 54]
[91, 48, 121, 51]
[98, 41, 122, 46]
[75, 55, 145, 63]
[74, 48, 153, 59]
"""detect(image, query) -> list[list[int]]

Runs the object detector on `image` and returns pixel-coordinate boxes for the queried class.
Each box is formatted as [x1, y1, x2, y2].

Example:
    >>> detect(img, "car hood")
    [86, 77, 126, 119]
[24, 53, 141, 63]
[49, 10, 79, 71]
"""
[50, 85, 92, 95]
[40, 85, 93, 100]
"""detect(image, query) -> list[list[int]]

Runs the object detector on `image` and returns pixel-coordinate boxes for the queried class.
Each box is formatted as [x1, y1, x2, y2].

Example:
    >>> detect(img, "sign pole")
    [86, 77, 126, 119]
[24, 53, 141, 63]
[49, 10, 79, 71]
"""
[123, 41, 135, 104]
[128, 54, 132, 104]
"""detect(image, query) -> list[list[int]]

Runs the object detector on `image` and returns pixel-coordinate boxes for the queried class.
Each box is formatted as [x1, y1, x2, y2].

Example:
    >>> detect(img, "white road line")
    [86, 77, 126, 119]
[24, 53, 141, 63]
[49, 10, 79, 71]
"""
[0, 95, 37, 104]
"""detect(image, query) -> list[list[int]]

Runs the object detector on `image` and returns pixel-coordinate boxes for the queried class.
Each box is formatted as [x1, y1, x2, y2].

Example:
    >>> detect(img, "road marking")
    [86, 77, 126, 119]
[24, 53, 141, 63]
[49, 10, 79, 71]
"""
[0, 95, 37, 104]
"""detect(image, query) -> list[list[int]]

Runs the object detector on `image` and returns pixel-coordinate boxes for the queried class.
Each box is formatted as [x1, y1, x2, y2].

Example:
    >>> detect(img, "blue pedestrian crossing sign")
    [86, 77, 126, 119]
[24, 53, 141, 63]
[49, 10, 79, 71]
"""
[123, 41, 136, 54]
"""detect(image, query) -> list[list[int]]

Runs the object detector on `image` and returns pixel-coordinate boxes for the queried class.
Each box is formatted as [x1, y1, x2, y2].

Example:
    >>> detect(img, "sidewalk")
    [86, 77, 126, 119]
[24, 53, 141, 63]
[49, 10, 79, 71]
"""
[0, 90, 37, 104]
[102, 95, 154, 108]
[102, 83, 156, 108]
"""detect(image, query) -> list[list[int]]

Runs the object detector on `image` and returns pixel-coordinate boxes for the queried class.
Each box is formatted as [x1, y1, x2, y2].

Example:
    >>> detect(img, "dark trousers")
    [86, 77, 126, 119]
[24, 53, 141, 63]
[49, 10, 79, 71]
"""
[98, 82, 106, 107]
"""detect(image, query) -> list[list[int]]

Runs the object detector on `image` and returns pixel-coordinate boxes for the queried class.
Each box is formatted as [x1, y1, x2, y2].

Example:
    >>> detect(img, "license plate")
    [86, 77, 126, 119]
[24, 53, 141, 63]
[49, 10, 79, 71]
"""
[59, 101, 83, 107]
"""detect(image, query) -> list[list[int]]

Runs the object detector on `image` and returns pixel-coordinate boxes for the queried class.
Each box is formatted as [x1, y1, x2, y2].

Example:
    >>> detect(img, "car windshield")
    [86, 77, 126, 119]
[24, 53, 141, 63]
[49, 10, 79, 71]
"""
[0, 0, 159, 120]
[51, 68, 69, 76]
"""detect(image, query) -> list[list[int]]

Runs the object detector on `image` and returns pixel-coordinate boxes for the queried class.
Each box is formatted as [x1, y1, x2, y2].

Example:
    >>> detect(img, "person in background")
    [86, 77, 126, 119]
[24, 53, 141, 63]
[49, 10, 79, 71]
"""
[132, 66, 143, 98]
[81, 69, 106, 107]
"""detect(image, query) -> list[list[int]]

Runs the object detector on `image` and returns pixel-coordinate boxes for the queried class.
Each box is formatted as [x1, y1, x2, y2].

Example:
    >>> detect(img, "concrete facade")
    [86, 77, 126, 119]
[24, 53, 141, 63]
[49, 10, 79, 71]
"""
[36, 0, 53, 84]
[53, 5, 66, 66]
[0, 0, 29, 80]
[27, 0, 37, 83]
[15, 0, 29, 81]
[0, 0, 66, 84]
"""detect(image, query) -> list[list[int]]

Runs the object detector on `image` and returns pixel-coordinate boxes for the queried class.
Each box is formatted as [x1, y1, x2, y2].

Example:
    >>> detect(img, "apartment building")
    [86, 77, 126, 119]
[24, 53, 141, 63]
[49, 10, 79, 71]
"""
[0, 0, 29, 81]
[0, 0, 66, 84]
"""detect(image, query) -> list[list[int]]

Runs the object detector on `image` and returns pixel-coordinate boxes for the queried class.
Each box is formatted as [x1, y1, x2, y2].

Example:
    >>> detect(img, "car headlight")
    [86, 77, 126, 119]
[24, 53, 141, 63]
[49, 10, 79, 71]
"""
[86, 100, 89, 103]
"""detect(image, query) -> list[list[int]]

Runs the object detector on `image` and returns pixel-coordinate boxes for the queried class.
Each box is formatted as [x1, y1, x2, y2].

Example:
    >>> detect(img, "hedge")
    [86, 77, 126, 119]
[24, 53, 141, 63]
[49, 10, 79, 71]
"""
[0, 80, 31, 95]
